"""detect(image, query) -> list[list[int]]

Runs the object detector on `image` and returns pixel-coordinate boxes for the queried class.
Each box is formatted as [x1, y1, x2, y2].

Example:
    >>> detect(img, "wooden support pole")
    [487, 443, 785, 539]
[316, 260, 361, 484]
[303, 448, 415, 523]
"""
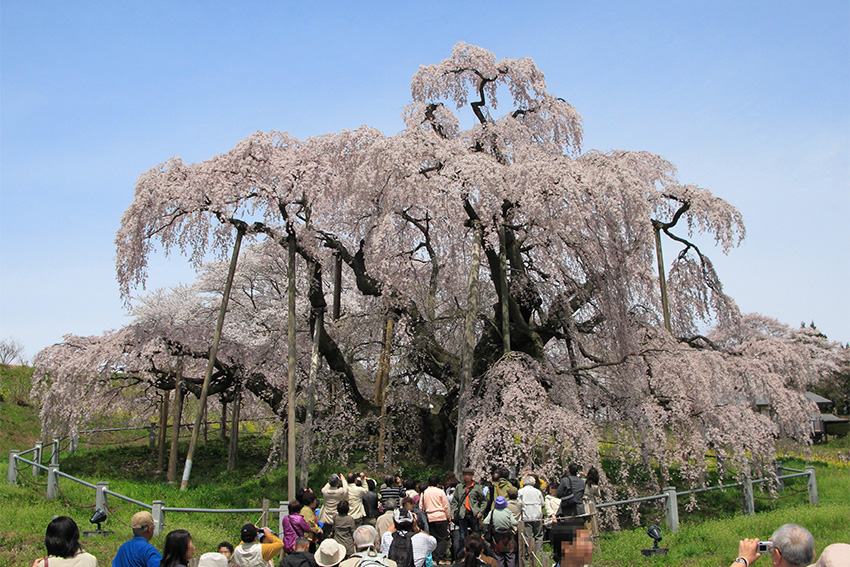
[286, 231, 297, 501]
[181, 228, 243, 490]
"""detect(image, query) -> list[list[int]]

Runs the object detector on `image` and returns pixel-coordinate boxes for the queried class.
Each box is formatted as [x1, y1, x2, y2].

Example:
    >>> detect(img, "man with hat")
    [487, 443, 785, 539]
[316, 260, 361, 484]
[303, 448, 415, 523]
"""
[482, 497, 518, 567]
[232, 523, 283, 567]
[450, 468, 487, 544]
[314, 538, 347, 567]
[112, 511, 161, 567]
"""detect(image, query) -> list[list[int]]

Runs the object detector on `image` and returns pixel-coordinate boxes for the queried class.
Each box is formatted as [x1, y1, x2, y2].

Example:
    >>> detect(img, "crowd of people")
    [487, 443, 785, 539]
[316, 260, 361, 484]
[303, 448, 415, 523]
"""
[29, 466, 846, 567]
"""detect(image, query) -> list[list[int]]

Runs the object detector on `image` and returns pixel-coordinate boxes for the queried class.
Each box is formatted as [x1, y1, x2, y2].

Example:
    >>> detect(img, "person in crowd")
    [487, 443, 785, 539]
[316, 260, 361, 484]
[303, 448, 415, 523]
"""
[381, 476, 406, 505]
[550, 520, 592, 567]
[376, 499, 398, 540]
[403, 479, 419, 504]
[348, 473, 370, 526]
[217, 542, 235, 561]
[334, 500, 358, 556]
[232, 524, 283, 567]
[319, 474, 350, 538]
[282, 500, 313, 553]
[198, 552, 229, 567]
[380, 508, 436, 567]
[421, 475, 452, 565]
[113, 511, 162, 567]
[461, 534, 497, 567]
[490, 469, 512, 510]
[402, 496, 429, 535]
[583, 468, 600, 506]
[314, 539, 347, 567]
[282, 537, 318, 567]
[339, 525, 397, 567]
[729, 524, 815, 567]
[442, 472, 460, 562]
[31, 516, 98, 567]
[543, 482, 560, 528]
[504, 486, 521, 522]
[451, 468, 487, 543]
[808, 543, 850, 567]
[300, 490, 324, 548]
[362, 478, 381, 528]
[517, 474, 545, 563]
[161, 530, 195, 567]
[556, 464, 585, 518]
[482, 497, 517, 567]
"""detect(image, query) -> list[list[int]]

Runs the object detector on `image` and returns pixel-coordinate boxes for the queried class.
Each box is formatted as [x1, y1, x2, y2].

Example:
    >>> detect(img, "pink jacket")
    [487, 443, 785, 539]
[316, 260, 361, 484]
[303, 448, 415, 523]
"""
[421, 486, 451, 523]
[281, 513, 311, 552]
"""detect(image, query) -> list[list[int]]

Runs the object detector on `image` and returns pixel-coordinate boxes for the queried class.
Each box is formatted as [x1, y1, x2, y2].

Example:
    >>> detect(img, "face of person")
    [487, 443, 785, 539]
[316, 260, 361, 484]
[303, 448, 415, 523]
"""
[560, 529, 592, 566]
[218, 546, 232, 559]
[463, 473, 473, 485]
[186, 538, 195, 561]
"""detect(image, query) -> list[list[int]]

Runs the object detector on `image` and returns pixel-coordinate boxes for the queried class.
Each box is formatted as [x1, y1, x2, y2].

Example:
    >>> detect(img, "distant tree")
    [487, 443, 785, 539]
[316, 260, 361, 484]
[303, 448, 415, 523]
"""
[0, 337, 26, 365]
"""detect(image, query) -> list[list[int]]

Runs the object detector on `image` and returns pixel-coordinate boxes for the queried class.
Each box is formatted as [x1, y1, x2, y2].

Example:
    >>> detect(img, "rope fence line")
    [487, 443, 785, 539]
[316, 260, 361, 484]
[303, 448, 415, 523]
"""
[8, 441, 820, 543]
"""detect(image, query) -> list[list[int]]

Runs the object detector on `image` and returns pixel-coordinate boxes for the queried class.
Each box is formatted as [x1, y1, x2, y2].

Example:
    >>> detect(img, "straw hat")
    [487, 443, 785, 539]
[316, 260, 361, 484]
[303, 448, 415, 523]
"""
[315, 538, 346, 567]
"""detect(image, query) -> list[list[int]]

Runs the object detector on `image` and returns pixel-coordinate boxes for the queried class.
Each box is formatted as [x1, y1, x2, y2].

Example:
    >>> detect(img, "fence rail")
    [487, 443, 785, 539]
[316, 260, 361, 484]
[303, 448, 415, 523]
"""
[8, 441, 819, 539]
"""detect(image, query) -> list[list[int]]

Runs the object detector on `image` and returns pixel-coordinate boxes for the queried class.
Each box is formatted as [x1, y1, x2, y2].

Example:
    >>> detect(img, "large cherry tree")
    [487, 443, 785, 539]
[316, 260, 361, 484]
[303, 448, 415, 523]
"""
[35, 44, 842, 493]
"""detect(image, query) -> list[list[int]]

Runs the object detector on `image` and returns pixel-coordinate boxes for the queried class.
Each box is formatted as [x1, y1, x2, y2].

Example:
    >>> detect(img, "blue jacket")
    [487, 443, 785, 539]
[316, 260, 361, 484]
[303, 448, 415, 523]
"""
[113, 536, 162, 567]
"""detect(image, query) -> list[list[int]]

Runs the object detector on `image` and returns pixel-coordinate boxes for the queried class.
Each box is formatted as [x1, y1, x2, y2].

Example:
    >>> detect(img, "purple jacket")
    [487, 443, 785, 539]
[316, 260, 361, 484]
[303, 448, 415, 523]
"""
[281, 513, 311, 552]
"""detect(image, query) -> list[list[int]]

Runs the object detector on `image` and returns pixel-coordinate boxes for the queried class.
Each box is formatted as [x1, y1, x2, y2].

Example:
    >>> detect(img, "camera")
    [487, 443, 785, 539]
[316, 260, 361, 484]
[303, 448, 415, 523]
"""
[757, 541, 773, 554]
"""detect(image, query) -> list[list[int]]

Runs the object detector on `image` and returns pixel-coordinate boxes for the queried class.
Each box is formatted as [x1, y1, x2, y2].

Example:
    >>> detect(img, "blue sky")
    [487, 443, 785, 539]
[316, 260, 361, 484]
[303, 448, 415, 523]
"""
[1, 1, 848, 360]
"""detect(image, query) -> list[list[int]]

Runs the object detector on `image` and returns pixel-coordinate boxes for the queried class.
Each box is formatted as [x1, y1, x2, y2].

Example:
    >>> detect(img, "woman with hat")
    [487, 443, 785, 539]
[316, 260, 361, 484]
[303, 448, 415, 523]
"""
[315, 538, 347, 567]
[481, 497, 517, 567]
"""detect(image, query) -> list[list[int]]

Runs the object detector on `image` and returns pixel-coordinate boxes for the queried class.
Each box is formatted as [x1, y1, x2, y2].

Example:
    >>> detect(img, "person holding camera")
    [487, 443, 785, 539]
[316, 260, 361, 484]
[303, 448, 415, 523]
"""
[318, 474, 350, 537]
[232, 524, 283, 567]
[730, 524, 814, 567]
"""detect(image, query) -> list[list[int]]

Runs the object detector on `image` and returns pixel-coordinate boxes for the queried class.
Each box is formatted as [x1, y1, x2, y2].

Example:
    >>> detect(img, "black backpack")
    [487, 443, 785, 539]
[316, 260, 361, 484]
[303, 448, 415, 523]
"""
[388, 530, 415, 567]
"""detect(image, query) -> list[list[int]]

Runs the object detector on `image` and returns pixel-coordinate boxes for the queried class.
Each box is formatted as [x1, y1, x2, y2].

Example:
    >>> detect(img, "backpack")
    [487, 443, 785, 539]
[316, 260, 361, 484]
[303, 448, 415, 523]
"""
[356, 550, 390, 567]
[388, 530, 415, 567]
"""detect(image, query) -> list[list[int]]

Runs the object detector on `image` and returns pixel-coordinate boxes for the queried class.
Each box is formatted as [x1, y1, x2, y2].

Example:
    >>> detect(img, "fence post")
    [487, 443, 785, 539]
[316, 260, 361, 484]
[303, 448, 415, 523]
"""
[47, 465, 59, 500]
[774, 461, 784, 490]
[742, 474, 755, 515]
[96, 482, 109, 511]
[152, 501, 165, 536]
[279, 501, 288, 535]
[33, 442, 43, 477]
[806, 466, 818, 505]
[149, 422, 157, 448]
[51, 439, 60, 466]
[517, 520, 525, 567]
[70, 434, 78, 455]
[8, 451, 19, 485]
[663, 486, 679, 533]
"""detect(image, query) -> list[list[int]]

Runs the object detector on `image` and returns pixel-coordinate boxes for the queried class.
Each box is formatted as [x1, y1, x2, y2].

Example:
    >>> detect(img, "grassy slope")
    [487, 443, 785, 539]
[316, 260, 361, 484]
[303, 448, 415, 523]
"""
[2, 363, 848, 567]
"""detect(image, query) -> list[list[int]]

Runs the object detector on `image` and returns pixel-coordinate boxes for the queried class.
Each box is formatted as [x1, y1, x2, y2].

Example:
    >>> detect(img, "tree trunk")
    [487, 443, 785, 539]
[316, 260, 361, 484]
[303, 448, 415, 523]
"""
[333, 254, 342, 321]
[286, 232, 297, 501]
[167, 362, 184, 484]
[228, 385, 241, 470]
[299, 311, 322, 489]
[654, 224, 672, 333]
[377, 316, 394, 464]
[220, 399, 227, 442]
[499, 223, 510, 355]
[157, 390, 170, 473]
[455, 221, 482, 475]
